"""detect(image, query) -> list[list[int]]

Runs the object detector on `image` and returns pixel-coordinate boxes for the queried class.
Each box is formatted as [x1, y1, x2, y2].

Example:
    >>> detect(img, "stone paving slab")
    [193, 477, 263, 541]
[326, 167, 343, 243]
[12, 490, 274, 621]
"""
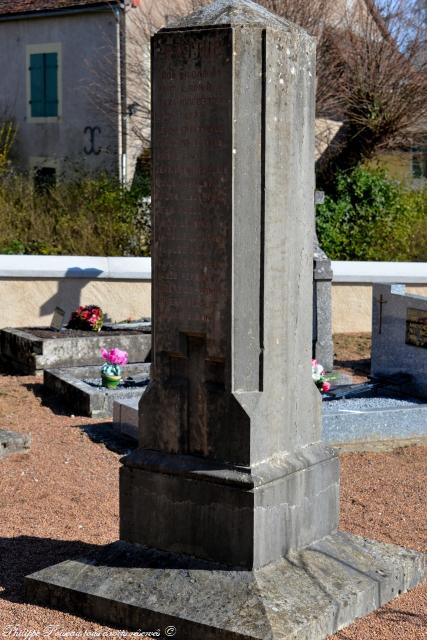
[112, 396, 140, 440]
[0, 428, 31, 460]
[25, 531, 425, 639]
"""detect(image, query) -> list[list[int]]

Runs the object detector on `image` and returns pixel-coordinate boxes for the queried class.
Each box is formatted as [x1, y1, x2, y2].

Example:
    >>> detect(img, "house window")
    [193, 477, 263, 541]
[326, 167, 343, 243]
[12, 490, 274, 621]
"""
[30, 53, 58, 117]
[27, 44, 62, 122]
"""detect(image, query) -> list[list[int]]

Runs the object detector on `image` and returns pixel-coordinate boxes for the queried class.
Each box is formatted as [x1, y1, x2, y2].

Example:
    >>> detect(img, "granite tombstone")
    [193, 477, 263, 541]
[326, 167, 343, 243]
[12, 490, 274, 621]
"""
[26, 2, 424, 638]
[372, 283, 427, 397]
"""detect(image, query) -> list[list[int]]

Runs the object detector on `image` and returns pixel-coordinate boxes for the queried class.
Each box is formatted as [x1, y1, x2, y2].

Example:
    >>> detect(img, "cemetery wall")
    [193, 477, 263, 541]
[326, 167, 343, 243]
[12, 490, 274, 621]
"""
[332, 285, 427, 333]
[332, 261, 427, 332]
[0, 256, 426, 332]
[0, 256, 151, 327]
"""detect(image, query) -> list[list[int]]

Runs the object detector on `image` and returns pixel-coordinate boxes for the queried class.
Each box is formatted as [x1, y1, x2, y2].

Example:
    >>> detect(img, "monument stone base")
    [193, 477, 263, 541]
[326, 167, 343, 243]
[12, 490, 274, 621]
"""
[119, 444, 340, 569]
[25, 532, 424, 640]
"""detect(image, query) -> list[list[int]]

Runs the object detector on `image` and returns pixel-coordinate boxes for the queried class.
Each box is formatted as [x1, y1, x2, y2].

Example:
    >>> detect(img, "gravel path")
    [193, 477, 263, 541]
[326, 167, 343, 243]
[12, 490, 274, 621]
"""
[0, 371, 425, 640]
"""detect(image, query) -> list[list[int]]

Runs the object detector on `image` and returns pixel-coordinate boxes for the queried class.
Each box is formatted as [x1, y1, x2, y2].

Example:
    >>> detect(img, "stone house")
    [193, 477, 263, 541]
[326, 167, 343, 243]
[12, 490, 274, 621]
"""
[0, 0, 424, 187]
[0, 0, 149, 185]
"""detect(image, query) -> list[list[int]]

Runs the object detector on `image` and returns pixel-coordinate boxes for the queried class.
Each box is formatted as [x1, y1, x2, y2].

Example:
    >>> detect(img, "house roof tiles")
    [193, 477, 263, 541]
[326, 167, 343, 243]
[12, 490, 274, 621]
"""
[0, 1, 116, 17]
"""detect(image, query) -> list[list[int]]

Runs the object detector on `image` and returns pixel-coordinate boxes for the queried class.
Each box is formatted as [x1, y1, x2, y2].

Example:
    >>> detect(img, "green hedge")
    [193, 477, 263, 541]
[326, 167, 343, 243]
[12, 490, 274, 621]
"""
[0, 173, 151, 256]
[316, 166, 427, 261]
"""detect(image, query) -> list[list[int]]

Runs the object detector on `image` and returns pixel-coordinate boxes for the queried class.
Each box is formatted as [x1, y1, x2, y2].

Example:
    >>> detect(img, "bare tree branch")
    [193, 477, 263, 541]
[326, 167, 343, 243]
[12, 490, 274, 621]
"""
[87, 0, 427, 188]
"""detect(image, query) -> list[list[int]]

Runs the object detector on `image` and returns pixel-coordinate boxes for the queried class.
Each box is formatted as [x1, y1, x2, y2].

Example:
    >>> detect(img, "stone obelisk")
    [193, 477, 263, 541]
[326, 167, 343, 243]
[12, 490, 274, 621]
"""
[26, 3, 424, 638]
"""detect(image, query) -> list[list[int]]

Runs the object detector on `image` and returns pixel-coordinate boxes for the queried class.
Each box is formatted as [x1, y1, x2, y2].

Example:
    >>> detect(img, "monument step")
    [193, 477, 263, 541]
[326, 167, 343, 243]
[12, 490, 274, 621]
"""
[25, 531, 424, 639]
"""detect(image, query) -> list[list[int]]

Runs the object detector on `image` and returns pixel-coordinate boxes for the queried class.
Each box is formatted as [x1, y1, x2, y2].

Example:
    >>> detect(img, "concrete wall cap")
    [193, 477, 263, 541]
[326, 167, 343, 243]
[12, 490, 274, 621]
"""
[0, 255, 151, 280]
[332, 261, 427, 284]
[1, 256, 427, 285]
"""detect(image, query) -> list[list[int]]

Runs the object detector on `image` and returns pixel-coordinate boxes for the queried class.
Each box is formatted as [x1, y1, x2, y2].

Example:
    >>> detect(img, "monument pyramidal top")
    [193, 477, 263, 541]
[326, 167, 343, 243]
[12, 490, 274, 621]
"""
[167, 0, 298, 31]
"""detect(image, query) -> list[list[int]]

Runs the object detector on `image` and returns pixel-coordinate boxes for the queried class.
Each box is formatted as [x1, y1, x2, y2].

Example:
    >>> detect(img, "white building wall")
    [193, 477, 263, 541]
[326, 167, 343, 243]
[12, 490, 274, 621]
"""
[0, 10, 120, 177]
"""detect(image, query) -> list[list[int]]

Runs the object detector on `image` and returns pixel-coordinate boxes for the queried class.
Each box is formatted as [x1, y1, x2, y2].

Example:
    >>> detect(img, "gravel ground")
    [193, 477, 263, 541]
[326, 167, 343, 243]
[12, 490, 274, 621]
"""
[0, 361, 426, 639]
[323, 395, 425, 412]
[333, 333, 371, 383]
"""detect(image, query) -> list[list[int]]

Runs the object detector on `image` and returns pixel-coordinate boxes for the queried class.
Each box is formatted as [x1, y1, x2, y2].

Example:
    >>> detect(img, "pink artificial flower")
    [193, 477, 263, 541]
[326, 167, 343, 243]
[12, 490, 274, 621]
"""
[322, 381, 331, 393]
[101, 347, 128, 365]
[111, 348, 128, 365]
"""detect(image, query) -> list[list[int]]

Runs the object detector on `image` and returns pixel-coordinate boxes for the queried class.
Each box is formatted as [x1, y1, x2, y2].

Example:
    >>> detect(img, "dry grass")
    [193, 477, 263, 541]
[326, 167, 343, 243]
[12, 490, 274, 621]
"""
[0, 172, 150, 256]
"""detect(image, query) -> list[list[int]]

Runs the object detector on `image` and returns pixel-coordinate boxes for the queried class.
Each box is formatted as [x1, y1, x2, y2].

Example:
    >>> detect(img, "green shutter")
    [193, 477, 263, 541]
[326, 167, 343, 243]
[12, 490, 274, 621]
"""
[30, 53, 45, 117]
[45, 53, 58, 117]
[29, 51, 58, 118]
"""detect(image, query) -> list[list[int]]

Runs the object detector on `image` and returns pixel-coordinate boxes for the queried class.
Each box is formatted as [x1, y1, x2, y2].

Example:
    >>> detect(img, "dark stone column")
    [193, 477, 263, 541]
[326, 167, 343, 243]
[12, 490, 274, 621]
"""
[120, 0, 339, 569]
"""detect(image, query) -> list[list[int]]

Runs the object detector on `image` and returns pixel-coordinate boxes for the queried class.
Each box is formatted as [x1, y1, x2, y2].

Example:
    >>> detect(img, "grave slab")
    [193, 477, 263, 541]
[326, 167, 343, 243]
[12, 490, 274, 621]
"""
[0, 327, 151, 375]
[44, 363, 150, 418]
[26, 533, 424, 639]
[113, 391, 427, 446]
[323, 392, 427, 444]
[371, 284, 427, 398]
[0, 428, 31, 460]
[26, 1, 425, 637]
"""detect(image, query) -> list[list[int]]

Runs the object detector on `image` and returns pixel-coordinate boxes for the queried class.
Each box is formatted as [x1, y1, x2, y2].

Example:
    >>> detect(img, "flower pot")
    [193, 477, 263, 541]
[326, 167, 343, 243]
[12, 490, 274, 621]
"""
[101, 373, 122, 389]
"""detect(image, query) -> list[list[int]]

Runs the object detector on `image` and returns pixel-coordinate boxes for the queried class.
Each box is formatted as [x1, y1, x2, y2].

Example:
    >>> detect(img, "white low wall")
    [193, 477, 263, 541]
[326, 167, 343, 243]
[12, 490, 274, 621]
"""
[332, 261, 427, 333]
[1, 256, 426, 333]
[0, 255, 151, 328]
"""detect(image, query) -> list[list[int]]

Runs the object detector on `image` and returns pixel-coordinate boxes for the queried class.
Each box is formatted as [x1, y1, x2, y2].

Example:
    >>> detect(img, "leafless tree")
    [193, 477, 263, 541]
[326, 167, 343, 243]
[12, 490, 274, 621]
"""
[316, 0, 427, 188]
[89, 0, 427, 187]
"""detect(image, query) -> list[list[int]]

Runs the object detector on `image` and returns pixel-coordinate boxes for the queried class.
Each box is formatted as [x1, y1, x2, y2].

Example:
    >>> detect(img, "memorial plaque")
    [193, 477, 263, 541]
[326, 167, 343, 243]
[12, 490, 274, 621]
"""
[406, 307, 427, 348]
[50, 307, 65, 331]
[152, 29, 232, 360]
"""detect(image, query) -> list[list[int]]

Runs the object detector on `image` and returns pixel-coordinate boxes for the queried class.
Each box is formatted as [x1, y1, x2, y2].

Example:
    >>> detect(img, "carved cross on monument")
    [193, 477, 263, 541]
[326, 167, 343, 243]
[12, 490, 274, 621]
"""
[166, 335, 225, 455]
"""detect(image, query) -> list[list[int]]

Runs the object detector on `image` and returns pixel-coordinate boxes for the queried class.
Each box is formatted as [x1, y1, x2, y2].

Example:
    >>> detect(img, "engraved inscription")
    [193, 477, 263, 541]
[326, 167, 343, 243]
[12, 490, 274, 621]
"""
[152, 29, 232, 359]
[406, 307, 427, 348]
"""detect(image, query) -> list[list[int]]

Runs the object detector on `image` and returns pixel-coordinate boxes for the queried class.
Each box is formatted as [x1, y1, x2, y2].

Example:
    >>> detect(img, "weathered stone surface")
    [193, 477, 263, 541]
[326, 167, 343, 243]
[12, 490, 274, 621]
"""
[44, 364, 150, 418]
[120, 0, 334, 568]
[169, 0, 297, 31]
[120, 444, 339, 568]
[140, 2, 319, 466]
[371, 284, 427, 397]
[25, 532, 425, 639]
[0, 327, 151, 375]
[0, 428, 31, 460]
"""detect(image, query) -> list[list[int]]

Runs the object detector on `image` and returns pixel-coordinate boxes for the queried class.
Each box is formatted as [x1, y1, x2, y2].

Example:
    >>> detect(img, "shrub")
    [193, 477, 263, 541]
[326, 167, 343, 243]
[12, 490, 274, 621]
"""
[316, 166, 427, 261]
[0, 172, 151, 256]
[0, 122, 16, 175]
